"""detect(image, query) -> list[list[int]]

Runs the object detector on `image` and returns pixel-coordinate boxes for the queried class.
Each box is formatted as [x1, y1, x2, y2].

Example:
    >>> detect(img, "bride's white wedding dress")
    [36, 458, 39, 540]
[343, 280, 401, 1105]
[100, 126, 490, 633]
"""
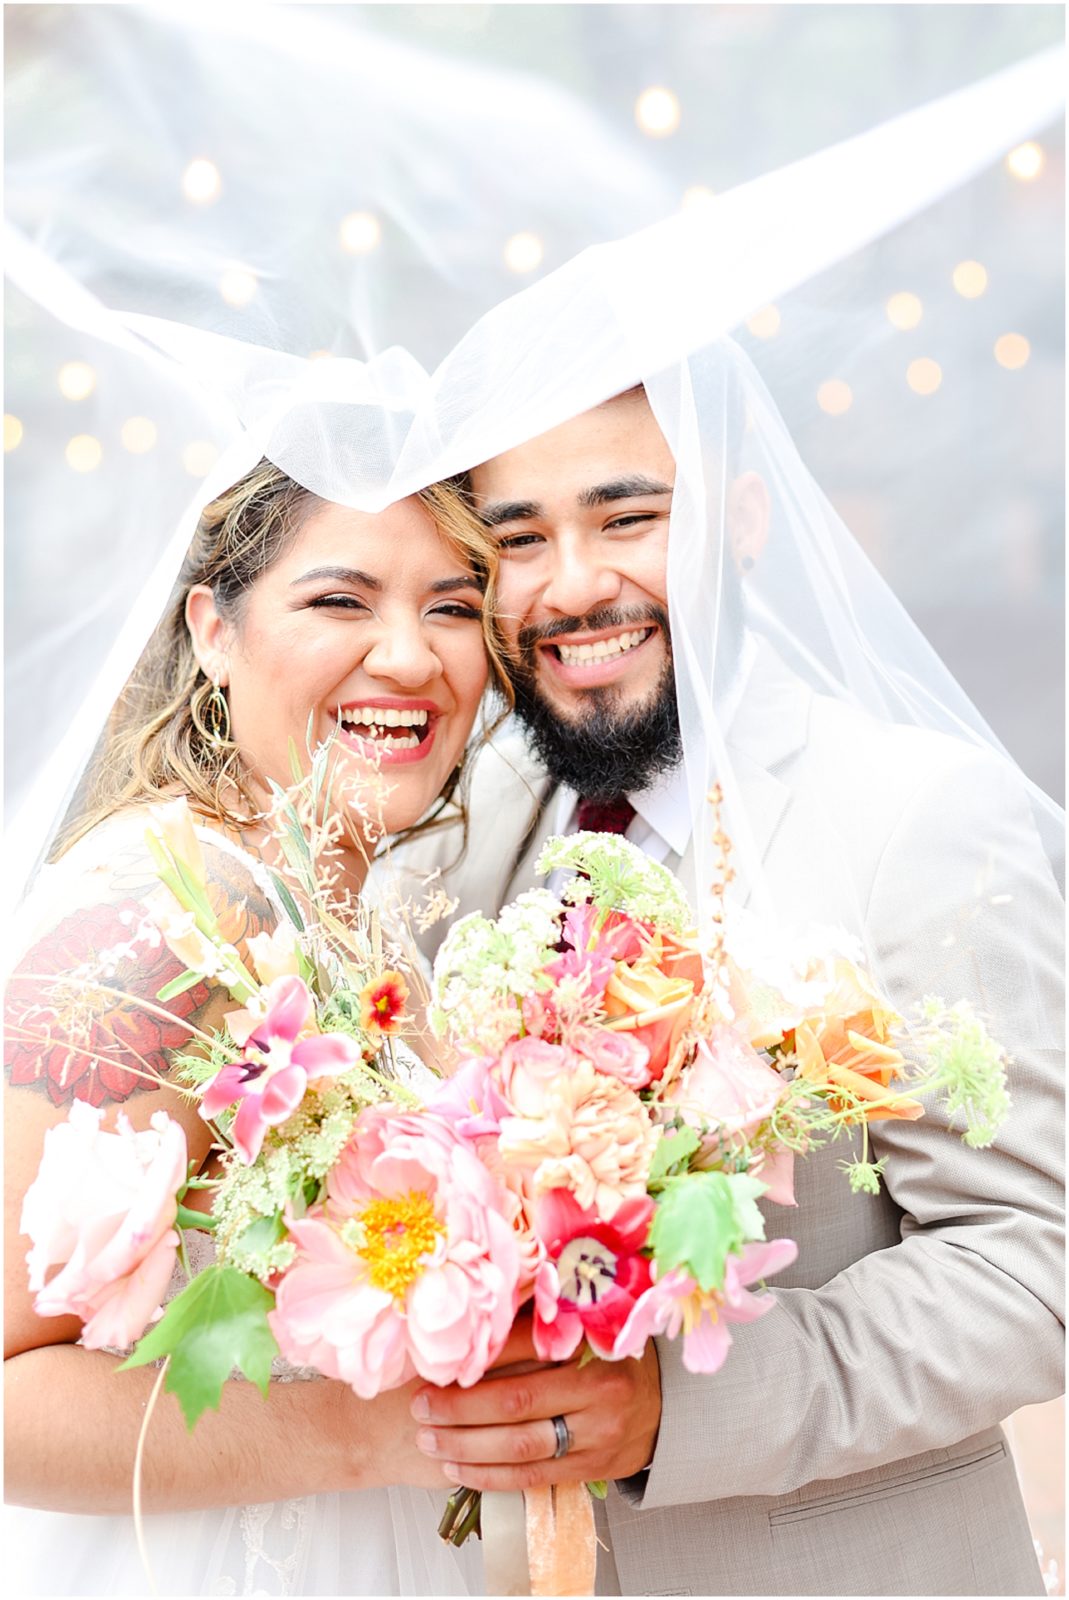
[5, 824, 486, 1597]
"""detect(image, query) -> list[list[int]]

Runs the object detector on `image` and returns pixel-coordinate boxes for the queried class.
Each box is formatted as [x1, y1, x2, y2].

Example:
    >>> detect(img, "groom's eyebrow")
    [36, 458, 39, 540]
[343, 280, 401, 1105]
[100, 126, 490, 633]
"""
[578, 475, 673, 507]
[479, 476, 673, 527]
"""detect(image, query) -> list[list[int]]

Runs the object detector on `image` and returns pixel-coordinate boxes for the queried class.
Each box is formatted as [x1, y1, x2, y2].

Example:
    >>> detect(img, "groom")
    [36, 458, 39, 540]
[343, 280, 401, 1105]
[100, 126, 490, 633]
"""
[390, 386, 1063, 1596]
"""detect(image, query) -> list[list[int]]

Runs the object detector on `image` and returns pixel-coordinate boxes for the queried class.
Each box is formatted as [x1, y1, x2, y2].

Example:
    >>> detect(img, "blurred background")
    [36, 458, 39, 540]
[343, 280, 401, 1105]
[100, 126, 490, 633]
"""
[3, 9, 1064, 1581]
[5, 3, 1064, 811]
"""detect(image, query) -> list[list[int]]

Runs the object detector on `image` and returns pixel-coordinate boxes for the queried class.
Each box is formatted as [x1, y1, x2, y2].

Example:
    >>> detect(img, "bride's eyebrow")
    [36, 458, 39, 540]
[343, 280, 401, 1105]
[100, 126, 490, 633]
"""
[290, 566, 381, 588]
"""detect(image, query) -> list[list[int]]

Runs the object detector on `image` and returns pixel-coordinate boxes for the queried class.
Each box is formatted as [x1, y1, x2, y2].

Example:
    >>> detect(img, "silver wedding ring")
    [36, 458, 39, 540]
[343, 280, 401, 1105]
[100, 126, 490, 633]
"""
[551, 1414, 573, 1459]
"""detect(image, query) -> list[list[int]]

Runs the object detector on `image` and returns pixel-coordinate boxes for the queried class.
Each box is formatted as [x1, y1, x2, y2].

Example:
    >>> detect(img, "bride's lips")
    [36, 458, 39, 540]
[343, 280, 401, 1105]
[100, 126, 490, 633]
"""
[539, 624, 659, 688]
[332, 697, 441, 767]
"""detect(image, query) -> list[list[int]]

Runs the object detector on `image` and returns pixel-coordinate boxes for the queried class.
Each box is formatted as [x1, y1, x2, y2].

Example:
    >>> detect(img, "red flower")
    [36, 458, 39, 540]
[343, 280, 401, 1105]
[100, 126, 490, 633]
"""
[5, 901, 210, 1107]
[531, 1188, 654, 1362]
[358, 970, 409, 1036]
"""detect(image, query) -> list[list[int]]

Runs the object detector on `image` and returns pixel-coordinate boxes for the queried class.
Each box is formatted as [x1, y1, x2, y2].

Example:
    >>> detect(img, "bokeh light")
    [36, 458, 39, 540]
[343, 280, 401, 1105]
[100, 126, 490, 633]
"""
[635, 86, 680, 137]
[182, 440, 220, 477]
[681, 184, 715, 208]
[1006, 141, 1044, 181]
[121, 417, 158, 454]
[886, 292, 923, 330]
[906, 357, 942, 396]
[339, 211, 382, 255]
[817, 380, 853, 416]
[57, 360, 96, 400]
[746, 305, 781, 339]
[65, 434, 103, 471]
[503, 232, 544, 274]
[181, 158, 222, 204]
[952, 260, 988, 299]
[218, 266, 258, 307]
[4, 414, 24, 452]
[994, 333, 1031, 370]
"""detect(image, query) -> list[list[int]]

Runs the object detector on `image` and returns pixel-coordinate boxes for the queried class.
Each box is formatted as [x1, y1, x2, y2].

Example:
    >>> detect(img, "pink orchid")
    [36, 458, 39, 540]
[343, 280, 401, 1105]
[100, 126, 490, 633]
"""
[532, 1188, 653, 1361]
[199, 975, 358, 1164]
[613, 1237, 798, 1374]
[270, 1108, 520, 1396]
[561, 904, 648, 964]
[21, 1100, 187, 1349]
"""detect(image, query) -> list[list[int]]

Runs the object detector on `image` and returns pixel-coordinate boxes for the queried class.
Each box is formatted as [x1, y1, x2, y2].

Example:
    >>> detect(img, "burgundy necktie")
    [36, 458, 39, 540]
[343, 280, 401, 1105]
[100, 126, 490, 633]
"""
[575, 795, 636, 835]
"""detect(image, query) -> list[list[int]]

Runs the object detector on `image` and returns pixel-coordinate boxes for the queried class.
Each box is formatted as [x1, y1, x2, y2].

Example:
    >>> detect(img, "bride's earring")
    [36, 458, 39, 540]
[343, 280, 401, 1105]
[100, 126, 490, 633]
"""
[192, 674, 232, 747]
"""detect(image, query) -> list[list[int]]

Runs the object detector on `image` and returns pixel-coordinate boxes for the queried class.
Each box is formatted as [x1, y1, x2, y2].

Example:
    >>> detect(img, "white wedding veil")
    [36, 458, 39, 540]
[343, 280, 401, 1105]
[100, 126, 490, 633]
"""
[5, 4, 1063, 943]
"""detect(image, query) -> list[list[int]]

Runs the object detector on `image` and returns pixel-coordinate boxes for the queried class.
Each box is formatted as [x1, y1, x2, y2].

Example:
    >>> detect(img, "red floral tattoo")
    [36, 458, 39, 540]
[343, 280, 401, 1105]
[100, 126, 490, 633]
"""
[5, 900, 211, 1107]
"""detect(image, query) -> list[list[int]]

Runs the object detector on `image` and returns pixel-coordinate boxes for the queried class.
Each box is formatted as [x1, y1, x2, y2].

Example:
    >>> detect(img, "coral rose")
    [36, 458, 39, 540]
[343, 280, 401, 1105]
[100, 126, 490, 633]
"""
[602, 961, 695, 1081]
[21, 1100, 188, 1349]
[662, 1025, 786, 1154]
[269, 1108, 520, 1397]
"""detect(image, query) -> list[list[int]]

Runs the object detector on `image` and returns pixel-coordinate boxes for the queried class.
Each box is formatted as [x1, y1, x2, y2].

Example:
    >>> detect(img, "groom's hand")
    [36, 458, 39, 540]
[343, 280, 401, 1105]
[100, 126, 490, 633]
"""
[409, 1313, 661, 1491]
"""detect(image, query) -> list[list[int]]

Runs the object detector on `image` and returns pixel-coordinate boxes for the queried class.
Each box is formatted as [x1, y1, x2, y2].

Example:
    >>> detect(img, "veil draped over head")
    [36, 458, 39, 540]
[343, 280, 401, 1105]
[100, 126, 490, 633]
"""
[4, 5, 1064, 971]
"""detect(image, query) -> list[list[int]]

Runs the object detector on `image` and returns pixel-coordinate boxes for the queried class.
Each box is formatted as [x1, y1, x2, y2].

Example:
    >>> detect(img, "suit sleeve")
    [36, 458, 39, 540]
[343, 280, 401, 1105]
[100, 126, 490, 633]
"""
[628, 751, 1064, 1508]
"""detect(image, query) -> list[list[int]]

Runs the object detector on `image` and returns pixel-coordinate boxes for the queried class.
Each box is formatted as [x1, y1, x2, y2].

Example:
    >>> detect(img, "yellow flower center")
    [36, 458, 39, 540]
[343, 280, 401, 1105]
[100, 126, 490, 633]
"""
[358, 1190, 444, 1298]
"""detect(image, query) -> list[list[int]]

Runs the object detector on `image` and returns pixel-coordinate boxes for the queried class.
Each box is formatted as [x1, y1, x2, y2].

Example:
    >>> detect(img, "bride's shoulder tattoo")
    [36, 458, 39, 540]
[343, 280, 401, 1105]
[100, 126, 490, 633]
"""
[4, 835, 276, 1109]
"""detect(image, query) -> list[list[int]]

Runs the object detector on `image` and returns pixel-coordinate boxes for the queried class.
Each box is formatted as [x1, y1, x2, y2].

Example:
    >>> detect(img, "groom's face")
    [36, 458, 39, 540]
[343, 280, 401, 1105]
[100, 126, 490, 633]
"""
[469, 391, 681, 795]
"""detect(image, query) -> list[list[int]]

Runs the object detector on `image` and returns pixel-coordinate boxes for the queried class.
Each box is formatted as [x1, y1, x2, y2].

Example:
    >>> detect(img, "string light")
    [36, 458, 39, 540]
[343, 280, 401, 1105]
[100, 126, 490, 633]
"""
[218, 266, 258, 307]
[886, 292, 923, 331]
[183, 440, 220, 477]
[182, 158, 222, 204]
[1006, 141, 1044, 182]
[58, 361, 96, 400]
[4, 414, 24, 452]
[681, 184, 715, 208]
[66, 434, 103, 472]
[121, 417, 158, 454]
[503, 232, 544, 274]
[746, 305, 780, 339]
[952, 260, 988, 299]
[817, 380, 853, 416]
[994, 334, 1030, 371]
[339, 211, 381, 255]
[906, 358, 942, 396]
[635, 87, 680, 138]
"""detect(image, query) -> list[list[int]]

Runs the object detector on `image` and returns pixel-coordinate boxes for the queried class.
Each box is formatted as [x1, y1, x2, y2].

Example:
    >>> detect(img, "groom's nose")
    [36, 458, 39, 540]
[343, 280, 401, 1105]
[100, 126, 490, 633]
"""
[540, 536, 622, 618]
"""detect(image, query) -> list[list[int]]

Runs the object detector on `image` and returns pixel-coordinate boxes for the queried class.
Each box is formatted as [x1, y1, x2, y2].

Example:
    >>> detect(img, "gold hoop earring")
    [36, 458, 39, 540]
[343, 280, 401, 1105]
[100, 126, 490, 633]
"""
[191, 676, 232, 747]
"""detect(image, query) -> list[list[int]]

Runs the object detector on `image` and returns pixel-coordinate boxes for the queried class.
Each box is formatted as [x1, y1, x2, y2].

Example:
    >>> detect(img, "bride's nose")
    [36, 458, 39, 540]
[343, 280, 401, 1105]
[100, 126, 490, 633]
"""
[360, 615, 443, 688]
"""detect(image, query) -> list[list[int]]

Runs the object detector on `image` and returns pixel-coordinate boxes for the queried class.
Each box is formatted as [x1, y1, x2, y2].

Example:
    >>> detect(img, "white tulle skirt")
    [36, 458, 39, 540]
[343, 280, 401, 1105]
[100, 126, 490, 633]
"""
[4, 1485, 485, 1596]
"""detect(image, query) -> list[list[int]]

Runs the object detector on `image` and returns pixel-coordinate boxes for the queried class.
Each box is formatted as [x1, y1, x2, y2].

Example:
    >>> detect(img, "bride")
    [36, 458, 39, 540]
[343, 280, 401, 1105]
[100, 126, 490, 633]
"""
[3, 461, 510, 1596]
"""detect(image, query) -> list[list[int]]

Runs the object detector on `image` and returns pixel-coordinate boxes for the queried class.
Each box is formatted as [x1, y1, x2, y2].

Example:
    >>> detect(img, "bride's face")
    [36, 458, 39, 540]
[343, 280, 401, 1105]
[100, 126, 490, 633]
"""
[202, 496, 489, 836]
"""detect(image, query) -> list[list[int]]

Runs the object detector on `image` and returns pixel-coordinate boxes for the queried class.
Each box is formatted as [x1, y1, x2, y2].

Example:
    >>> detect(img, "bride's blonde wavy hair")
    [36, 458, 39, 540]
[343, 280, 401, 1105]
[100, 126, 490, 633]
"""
[55, 460, 512, 856]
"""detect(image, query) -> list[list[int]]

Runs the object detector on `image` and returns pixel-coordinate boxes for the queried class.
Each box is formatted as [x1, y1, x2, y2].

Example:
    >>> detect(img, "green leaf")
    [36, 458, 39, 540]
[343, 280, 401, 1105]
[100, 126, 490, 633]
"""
[156, 968, 205, 1003]
[648, 1124, 700, 1185]
[120, 1265, 278, 1430]
[586, 1479, 608, 1500]
[287, 736, 305, 786]
[649, 1171, 767, 1294]
[237, 1212, 286, 1253]
[268, 871, 306, 933]
[175, 1203, 217, 1231]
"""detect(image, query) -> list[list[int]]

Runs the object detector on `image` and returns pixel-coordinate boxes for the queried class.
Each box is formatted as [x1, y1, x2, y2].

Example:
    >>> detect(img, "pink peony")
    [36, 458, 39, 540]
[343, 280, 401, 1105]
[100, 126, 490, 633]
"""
[21, 1100, 188, 1350]
[497, 1055, 659, 1219]
[427, 1056, 510, 1140]
[269, 1108, 521, 1397]
[613, 1237, 799, 1374]
[532, 1188, 653, 1361]
[200, 975, 359, 1164]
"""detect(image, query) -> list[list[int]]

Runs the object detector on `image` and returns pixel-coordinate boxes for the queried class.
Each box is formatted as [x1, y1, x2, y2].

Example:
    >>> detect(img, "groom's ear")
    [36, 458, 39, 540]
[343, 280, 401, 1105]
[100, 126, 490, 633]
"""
[185, 585, 231, 686]
[728, 470, 770, 575]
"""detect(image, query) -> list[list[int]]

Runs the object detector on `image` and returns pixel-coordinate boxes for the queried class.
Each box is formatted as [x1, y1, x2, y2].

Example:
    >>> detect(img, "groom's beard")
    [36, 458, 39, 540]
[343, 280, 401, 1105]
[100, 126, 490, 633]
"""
[506, 604, 683, 802]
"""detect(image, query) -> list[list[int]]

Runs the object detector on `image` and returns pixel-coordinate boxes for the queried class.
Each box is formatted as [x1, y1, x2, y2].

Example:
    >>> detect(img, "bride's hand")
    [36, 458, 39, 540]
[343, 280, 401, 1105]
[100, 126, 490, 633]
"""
[407, 1312, 662, 1491]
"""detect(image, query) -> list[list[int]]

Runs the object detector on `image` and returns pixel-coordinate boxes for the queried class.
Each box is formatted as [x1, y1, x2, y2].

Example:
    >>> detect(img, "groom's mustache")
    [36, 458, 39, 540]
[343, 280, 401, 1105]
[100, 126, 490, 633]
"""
[514, 604, 672, 662]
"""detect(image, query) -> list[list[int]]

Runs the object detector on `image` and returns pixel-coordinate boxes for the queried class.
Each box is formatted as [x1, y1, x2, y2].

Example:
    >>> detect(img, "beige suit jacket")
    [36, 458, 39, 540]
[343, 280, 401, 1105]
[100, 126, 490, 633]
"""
[378, 654, 1064, 1596]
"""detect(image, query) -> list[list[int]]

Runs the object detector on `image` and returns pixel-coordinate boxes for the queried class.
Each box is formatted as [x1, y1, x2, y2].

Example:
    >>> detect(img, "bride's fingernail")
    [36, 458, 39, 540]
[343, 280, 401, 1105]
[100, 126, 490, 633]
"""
[417, 1429, 438, 1454]
[411, 1393, 431, 1421]
[443, 1464, 461, 1483]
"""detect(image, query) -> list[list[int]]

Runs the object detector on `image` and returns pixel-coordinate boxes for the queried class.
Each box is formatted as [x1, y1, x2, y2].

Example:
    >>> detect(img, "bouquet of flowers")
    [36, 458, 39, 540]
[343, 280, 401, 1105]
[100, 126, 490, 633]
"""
[18, 777, 1011, 1596]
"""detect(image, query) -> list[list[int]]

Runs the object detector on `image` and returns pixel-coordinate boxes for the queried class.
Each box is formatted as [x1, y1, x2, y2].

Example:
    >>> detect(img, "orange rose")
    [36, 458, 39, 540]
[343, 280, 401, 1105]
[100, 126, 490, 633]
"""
[792, 959, 923, 1123]
[645, 928, 707, 992]
[602, 962, 696, 1082]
